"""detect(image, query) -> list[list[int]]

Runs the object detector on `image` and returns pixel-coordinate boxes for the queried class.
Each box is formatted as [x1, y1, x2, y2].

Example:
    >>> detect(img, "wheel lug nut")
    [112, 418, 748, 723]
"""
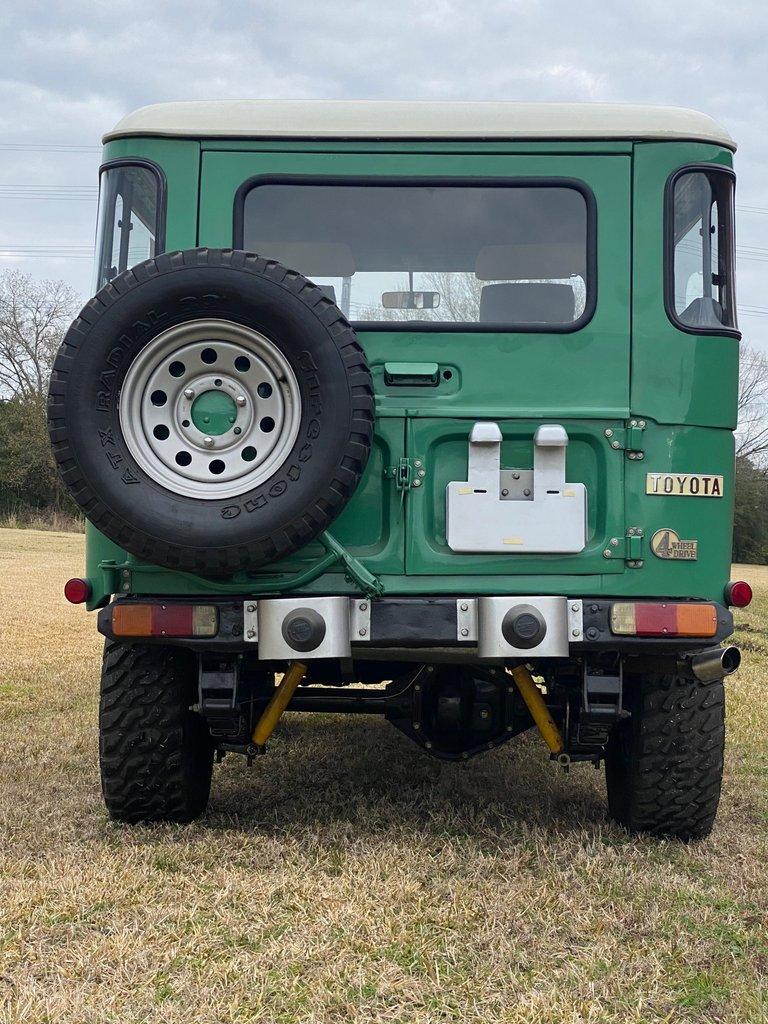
[236, 395, 246, 407]
[184, 387, 194, 399]
[203, 436, 214, 447]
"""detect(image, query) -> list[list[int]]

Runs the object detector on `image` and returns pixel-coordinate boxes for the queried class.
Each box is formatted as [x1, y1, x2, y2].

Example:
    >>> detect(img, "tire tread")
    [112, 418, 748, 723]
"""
[606, 669, 725, 840]
[99, 641, 213, 823]
[47, 248, 374, 574]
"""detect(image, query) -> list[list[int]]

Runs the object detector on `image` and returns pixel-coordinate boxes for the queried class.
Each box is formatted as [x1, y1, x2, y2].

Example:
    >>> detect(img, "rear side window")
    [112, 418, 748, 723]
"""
[237, 179, 595, 331]
[94, 162, 164, 290]
[667, 167, 736, 333]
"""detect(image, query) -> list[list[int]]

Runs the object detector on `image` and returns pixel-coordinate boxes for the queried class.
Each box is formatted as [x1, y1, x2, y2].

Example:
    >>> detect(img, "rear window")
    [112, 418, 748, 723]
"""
[239, 179, 594, 330]
[94, 162, 163, 291]
[667, 167, 736, 332]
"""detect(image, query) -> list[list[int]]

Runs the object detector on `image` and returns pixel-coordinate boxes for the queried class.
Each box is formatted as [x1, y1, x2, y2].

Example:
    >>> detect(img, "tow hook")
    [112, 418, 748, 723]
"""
[688, 646, 741, 683]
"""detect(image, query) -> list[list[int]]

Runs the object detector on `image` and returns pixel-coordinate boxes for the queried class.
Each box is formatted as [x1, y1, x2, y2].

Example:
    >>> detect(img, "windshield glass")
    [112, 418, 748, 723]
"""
[94, 164, 161, 291]
[241, 182, 591, 328]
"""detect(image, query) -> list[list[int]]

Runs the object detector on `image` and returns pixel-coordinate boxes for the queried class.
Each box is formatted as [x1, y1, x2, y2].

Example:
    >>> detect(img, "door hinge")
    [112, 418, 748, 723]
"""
[386, 456, 426, 492]
[602, 527, 644, 567]
[604, 419, 646, 460]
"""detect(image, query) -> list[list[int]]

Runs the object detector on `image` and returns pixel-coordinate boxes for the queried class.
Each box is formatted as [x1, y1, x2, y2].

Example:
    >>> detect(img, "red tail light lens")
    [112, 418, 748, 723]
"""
[610, 602, 718, 638]
[111, 603, 218, 638]
[725, 581, 752, 608]
[64, 578, 91, 604]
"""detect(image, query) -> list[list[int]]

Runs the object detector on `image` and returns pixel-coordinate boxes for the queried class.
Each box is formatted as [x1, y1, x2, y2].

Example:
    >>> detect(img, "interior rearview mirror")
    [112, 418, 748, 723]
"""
[381, 291, 441, 310]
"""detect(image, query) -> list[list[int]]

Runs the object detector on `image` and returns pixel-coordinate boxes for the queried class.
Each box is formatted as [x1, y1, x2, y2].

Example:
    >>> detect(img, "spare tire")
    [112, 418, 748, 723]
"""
[48, 249, 374, 575]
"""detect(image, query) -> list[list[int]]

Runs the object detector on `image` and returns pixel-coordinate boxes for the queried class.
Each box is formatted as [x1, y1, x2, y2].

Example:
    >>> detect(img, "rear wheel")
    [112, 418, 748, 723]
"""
[605, 668, 725, 840]
[99, 641, 214, 823]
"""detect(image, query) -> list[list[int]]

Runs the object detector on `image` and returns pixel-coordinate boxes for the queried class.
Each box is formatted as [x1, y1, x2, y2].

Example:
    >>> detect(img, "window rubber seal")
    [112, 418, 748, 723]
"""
[663, 163, 741, 340]
[98, 156, 168, 260]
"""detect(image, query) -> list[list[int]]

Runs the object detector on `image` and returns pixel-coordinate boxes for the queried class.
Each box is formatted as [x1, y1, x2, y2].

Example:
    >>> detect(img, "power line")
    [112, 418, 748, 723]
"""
[0, 182, 767, 212]
[0, 246, 148, 261]
[0, 186, 98, 201]
[0, 143, 99, 153]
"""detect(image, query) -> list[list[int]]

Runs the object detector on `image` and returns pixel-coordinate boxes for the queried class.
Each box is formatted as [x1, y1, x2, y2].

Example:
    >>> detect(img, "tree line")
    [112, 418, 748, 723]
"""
[1, 268, 767, 561]
[0, 270, 81, 522]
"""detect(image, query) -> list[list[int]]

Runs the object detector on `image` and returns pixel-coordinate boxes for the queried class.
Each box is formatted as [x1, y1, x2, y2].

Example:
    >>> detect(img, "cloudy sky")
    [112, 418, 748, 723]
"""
[0, 0, 766, 347]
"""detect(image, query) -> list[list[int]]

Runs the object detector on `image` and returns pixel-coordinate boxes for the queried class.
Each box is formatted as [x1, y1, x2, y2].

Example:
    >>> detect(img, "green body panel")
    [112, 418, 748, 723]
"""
[85, 137, 737, 609]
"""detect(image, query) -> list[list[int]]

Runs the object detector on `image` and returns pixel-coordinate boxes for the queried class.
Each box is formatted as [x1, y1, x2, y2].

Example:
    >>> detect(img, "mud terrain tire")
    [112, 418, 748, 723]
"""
[100, 641, 214, 823]
[605, 669, 725, 840]
[48, 249, 373, 575]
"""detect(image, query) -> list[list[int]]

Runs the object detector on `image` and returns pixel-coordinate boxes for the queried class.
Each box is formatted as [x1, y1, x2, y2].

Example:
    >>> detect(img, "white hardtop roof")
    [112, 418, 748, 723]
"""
[104, 100, 735, 149]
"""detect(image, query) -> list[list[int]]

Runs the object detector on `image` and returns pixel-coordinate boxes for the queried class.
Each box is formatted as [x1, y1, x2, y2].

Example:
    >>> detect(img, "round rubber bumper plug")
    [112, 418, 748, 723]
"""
[281, 608, 327, 653]
[501, 604, 547, 650]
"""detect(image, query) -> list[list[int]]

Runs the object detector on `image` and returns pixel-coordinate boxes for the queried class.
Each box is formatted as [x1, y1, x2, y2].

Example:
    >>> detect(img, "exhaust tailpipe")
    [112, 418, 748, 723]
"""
[689, 646, 741, 683]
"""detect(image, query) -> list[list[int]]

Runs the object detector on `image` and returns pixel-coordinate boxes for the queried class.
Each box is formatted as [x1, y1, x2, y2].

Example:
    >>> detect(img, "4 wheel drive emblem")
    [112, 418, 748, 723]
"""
[650, 529, 698, 560]
[645, 473, 723, 497]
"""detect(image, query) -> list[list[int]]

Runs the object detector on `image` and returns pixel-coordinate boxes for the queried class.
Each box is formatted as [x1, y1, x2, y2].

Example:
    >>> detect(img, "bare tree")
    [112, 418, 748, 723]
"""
[422, 272, 483, 321]
[736, 345, 768, 464]
[0, 270, 81, 400]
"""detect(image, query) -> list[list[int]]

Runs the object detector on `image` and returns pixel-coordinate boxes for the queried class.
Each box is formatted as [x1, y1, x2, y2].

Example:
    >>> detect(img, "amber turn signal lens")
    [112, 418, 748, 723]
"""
[675, 603, 718, 637]
[112, 604, 153, 636]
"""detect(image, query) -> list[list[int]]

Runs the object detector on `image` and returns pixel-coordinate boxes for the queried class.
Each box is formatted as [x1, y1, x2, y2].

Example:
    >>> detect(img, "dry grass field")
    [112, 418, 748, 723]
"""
[1, 528, 767, 1023]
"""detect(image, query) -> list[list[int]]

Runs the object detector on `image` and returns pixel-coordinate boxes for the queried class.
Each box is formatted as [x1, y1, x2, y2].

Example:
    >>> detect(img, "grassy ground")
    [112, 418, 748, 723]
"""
[0, 528, 767, 1024]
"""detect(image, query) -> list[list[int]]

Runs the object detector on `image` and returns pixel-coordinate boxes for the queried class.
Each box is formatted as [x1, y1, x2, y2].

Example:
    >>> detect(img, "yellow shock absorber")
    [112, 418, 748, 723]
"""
[251, 660, 307, 749]
[509, 664, 565, 756]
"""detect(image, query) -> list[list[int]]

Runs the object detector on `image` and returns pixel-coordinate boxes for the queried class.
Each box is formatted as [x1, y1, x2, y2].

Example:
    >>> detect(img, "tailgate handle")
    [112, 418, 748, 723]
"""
[384, 361, 439, 387]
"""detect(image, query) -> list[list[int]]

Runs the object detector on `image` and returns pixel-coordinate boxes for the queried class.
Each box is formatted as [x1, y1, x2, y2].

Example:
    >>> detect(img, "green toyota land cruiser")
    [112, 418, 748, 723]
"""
[49, 100, 749, 838]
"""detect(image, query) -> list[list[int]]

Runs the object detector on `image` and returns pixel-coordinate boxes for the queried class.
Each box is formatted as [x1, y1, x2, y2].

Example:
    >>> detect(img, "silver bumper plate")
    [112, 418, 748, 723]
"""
[244, 596, 583, 660]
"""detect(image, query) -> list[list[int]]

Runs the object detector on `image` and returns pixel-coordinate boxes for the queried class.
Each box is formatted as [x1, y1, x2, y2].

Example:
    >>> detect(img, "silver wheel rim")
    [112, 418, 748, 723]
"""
[119, 319, 302, 500]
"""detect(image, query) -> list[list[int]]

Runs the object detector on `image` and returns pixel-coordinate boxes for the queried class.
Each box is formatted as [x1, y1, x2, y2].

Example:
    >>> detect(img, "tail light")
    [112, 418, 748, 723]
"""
[725, 581, 752, 608]
[611, 602, 718, 638]
[111, 603, 218, 638]
[64, 578, 91, 604]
